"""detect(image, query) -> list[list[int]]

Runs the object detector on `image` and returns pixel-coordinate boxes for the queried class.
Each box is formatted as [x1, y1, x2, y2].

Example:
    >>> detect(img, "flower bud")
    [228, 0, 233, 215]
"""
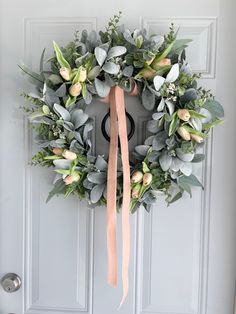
[59, 67, 71, 81]
[63, 173, 80, 185]
[177, 127, 191, 141]
[64, 175, 74, 185]
[156, 58, 171, 67]
[132, 184, 142, 199]
[177, 109, 191, 122]
[143, 173, 153, 186]
[52, 148, 63, 155]
[78, 67, 87, 82]
[190, 133, 204, 143]
[62, 150, 77, 160]
[141, 68, 156, 79]
[131, 171, 143, 183]
[69, 82, 82, 97]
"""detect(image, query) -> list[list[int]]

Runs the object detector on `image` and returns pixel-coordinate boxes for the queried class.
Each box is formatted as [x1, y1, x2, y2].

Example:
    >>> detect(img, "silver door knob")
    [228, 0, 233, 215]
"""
[1, 273, 21, 293]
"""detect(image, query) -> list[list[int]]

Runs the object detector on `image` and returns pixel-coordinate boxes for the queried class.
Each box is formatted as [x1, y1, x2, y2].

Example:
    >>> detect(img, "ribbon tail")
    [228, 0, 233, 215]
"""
[107, 87, 118, 287]
[115, 86, 131, 307]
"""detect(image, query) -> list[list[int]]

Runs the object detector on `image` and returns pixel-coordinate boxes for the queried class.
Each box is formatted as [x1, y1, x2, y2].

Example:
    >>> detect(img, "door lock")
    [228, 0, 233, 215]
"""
[1, 273, 21, 293]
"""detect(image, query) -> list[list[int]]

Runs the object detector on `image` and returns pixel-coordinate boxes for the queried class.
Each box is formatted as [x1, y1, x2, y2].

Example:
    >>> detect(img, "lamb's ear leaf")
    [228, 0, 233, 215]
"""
[46, 179, 65, 203]
[159, 152, 172, 171]
[71, 109, 89, 129]
[88, 66, 101, 80]
[55, 83, 67, 97]
[165, 64, 179, 83]
[153, 75, 165, 91]
[90, 184, 105, 204]
[94, 47, 107, 66]
[53, 103, 70, 121]
[53, 41, 71, 69]
[94, 78, 110, 97]
[102, 62, 120, 75]
[95, 155, 108, 171]
[107, 46, 127, 60]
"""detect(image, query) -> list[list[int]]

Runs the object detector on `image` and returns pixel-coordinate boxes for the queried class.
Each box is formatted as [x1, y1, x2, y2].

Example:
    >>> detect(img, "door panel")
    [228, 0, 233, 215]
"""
[0, 0, 235, 314]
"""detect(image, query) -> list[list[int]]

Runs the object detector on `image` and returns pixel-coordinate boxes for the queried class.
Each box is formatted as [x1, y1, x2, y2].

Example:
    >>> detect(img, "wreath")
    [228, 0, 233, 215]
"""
[20, 13, 224, 304]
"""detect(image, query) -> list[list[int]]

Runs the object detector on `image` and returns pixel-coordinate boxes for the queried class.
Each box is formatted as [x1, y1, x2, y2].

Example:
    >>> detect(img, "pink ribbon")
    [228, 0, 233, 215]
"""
[102, 83, 138, 306]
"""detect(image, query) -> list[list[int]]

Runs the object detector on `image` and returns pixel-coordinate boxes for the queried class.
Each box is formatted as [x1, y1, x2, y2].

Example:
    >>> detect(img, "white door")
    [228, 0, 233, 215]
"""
[0, 0, 235, 313]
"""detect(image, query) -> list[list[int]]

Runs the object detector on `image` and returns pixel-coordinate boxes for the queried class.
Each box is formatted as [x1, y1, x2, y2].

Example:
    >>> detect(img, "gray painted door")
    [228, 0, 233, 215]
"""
[0, 0, 235, 313]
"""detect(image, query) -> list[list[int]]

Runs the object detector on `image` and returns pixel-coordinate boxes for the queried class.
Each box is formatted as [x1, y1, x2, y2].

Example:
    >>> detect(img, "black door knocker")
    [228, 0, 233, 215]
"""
[101, 109, 135, 144]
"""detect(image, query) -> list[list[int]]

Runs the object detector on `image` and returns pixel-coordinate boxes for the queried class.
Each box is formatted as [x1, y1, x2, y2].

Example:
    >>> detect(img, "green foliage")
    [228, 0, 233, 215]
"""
[19, 13, 224, 210]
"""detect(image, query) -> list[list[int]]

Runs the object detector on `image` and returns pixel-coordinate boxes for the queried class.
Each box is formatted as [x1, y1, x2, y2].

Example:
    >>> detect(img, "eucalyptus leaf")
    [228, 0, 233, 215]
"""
[83, 178, 94, 190]
[199, 108, 212, 123]
[144, 135, 155, 145]
[152, 131, 168, 151]
[146, 120, 161, 133]
[192, 154, 205, 163]
[167, 191, 183, 205]
[180, 88, 198, 103]
[178, 174, 203, 189]
[178, 180, 192, 196]
[203, 100, 224, 118]
[135, 145, 150, 156]
[142, 88, 155, 110]
[95, 155, 108, 171]
[47, 74, 63, 85]
[122, 66, 133, 77]
[87, 172, 107, 184]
